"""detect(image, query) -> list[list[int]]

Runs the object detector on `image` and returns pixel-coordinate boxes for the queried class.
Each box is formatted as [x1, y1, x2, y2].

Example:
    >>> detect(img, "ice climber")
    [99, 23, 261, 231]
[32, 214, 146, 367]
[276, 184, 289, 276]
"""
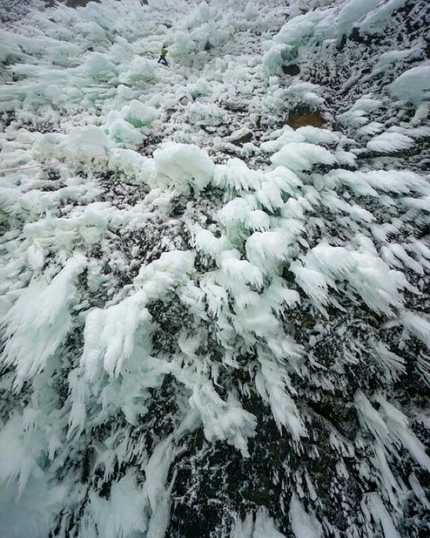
[158, 47, 169, 66]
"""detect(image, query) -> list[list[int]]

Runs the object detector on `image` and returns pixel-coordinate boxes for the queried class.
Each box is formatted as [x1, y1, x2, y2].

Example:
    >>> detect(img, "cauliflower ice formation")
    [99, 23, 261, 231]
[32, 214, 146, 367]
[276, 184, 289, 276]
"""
[0, 0, 429, 537]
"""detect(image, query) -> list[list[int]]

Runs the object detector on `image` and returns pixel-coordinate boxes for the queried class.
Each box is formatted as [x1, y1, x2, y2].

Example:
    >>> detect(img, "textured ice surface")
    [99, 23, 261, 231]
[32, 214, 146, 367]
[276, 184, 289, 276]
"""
[0, 0, 429, 537]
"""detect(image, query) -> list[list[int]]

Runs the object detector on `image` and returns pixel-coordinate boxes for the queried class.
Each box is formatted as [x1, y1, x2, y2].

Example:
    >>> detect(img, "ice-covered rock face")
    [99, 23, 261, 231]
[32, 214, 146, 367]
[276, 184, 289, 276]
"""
[0, 0, 430, 537]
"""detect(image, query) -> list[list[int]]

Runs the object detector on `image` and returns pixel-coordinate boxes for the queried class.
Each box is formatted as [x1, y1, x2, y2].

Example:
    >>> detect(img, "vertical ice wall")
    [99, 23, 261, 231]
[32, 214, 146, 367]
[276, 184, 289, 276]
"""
[0, 0, 429, 536]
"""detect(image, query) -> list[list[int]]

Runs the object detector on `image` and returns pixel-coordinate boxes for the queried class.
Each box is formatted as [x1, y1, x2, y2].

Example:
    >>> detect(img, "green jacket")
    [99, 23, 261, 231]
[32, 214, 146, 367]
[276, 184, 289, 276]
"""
[161, 49, 168, 57]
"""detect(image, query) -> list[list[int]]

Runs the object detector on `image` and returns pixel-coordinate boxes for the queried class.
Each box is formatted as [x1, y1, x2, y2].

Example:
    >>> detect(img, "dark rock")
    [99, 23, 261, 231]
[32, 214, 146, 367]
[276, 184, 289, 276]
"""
[66, 0, 98, 6]
[349, 26, 364, 43]
[223, 100, 248, 113]
[282, 64, 300, 76]
[285, 108, 325, 129]
[230, 131, 253, 147]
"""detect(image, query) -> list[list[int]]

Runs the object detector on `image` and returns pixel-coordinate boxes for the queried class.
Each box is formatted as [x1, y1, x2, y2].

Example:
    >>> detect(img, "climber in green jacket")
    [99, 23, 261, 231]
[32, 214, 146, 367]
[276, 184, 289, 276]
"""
[158, 47, 169, 66]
